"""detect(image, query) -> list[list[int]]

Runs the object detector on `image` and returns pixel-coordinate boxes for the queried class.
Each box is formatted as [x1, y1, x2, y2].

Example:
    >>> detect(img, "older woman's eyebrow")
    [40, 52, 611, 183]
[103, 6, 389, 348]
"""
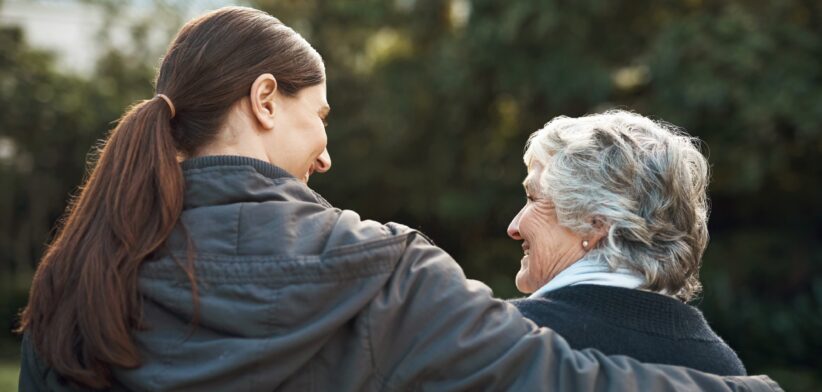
[522, 178, 537, 195]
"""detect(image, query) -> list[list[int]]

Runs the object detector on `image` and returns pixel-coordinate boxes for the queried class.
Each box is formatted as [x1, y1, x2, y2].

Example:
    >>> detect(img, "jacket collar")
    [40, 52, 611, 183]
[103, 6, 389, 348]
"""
[181, 155, 294, 181]
[179, 155, 331, 210]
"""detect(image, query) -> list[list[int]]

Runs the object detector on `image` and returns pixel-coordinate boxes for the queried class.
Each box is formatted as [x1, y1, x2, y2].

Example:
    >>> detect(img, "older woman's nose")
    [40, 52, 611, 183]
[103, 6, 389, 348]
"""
[314, 148, 332, 173]
[507, 212, 523, 240]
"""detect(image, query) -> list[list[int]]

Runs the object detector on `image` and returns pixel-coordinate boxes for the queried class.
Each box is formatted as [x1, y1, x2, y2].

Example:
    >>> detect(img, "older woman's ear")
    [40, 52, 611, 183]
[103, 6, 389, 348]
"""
[584, 216, 609, 249]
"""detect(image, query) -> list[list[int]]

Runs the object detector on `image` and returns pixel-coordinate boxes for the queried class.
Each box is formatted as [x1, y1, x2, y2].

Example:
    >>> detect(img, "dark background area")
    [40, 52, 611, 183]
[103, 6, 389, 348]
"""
[1, 0, 820, 390]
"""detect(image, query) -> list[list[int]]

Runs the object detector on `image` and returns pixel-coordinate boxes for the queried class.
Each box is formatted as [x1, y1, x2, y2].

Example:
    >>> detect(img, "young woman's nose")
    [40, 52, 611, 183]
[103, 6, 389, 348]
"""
[314, 148, 332, 173]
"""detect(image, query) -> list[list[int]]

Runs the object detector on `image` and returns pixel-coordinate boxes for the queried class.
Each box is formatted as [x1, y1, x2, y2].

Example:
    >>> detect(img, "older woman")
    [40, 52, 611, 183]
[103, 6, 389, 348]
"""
[508, 110, 746, 376]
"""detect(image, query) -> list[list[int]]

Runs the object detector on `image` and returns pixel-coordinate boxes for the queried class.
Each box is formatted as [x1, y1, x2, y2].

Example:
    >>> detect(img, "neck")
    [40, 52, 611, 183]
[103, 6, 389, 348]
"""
[195, 142, 269, 164]
[195, 108, 270, 163]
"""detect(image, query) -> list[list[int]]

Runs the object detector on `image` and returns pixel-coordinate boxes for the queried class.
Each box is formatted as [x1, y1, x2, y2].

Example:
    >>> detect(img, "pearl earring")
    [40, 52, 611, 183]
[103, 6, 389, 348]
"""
[582, 240, 589, 249]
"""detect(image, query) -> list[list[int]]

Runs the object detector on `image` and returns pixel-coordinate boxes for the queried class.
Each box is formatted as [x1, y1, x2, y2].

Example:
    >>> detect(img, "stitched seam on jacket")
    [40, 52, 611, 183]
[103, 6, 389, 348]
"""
[140, 262, 395, 284]
[160, 233, 408, 262]
[264, 287, 283, 333]
[236, 203, 243, 255]
[363, 301, 387, 391]
[141, 234, 410, 284]
[370, 233, 424, 392]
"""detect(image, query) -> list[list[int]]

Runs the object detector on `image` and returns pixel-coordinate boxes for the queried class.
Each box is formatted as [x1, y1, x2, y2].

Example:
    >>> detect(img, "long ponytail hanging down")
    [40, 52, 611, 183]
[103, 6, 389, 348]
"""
[19, 95, 184, 389]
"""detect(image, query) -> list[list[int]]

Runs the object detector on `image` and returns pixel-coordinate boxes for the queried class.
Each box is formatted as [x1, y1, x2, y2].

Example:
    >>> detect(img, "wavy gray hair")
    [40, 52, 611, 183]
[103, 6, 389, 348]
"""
[523, 110, 709, 301]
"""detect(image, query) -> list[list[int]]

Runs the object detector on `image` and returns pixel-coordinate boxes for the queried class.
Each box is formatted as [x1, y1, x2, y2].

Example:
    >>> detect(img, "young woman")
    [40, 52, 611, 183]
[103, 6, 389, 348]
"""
[17, 6, 779, 391]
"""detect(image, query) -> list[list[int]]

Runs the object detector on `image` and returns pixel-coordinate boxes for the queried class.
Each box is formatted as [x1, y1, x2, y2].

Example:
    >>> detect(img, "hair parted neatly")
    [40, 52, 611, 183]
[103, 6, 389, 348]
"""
[18, 6, 324, 389]
[523, 110, 710, 301]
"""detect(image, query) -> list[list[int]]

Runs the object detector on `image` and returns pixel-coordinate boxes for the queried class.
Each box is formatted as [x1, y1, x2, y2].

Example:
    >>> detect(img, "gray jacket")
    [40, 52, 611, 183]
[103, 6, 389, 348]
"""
[20, 156, 782, 391]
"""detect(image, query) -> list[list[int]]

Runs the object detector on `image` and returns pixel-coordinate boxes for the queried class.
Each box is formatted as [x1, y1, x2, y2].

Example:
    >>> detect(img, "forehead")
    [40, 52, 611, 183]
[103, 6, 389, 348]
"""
[523, 170, 541, 195]
[523, 161, 544, 194]
[295, 81, 328, 106]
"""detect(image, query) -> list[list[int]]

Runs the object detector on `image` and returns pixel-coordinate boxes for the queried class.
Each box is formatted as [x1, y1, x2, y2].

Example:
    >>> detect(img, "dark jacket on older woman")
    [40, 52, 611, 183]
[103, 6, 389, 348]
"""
[511, 284, 747, 376]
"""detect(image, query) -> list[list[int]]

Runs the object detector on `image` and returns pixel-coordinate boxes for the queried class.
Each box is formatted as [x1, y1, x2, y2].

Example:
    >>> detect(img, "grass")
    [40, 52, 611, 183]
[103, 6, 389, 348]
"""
[0, 360, 17, 392]
[0, 272, 27, 391]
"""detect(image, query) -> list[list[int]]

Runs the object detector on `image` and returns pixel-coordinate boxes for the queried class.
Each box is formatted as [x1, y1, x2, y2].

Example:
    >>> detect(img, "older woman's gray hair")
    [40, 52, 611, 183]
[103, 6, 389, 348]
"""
[523, 110, 709, 301]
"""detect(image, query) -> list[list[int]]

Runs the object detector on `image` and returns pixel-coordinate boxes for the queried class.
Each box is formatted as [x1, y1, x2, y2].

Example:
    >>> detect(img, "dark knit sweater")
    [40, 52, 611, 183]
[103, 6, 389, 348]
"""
[510, 285, 747, 376]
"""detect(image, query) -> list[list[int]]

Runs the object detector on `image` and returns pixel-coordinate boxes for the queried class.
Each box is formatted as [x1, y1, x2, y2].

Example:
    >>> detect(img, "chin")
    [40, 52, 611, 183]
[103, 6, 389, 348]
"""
[515, 271, 533, 294]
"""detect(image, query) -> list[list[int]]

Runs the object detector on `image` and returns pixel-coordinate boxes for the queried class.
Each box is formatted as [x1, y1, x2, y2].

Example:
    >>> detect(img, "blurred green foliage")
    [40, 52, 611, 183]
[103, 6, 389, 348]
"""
[0, 361, 18, 392]
[1, 0, 820, 390]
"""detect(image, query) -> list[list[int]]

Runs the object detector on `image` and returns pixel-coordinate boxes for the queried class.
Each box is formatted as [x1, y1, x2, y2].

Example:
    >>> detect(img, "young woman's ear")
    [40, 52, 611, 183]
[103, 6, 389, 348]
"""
[249, 73, 278, 130]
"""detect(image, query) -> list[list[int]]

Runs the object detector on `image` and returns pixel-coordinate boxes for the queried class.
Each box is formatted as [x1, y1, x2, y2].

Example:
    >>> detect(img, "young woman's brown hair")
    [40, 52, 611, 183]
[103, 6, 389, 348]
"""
[17, 7, 324, 388]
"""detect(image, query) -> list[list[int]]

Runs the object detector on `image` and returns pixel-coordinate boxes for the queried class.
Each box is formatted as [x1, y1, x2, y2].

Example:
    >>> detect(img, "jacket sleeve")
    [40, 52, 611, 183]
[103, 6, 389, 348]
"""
[19, 334, 99, 392]
[19, 334, 49, 392]
[365, 230, 782, 392]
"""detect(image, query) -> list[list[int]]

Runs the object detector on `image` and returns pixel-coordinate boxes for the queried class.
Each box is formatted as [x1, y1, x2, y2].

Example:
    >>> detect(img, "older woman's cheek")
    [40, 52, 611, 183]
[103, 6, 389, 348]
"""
[525, 256, 544, 293]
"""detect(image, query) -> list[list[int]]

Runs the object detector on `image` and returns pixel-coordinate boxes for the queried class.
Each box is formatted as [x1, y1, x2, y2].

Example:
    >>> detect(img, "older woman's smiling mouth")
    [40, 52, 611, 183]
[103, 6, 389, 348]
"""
[522, 242, 530, 256]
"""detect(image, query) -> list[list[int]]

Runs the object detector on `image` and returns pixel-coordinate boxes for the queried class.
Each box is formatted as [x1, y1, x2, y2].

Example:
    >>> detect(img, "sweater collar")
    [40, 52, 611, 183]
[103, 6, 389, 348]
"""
[536, 284, 707, 338]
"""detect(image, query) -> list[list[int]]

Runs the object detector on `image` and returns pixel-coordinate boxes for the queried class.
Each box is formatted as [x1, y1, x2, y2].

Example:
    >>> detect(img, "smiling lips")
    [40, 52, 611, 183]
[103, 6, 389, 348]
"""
[522, 242, 530, 256]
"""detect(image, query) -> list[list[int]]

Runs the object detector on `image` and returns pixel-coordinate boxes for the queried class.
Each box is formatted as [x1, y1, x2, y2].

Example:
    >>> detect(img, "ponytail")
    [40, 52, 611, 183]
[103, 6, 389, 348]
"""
[18, 96, 184, 389]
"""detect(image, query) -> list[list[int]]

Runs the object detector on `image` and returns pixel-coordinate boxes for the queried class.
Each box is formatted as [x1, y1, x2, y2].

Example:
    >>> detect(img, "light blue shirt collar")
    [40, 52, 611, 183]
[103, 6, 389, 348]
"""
[529, 257, 647, 299]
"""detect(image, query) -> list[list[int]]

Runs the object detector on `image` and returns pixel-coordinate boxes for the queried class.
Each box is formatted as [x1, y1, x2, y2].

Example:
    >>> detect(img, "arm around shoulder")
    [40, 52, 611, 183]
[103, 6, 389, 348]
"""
[365, 228, 783, 392]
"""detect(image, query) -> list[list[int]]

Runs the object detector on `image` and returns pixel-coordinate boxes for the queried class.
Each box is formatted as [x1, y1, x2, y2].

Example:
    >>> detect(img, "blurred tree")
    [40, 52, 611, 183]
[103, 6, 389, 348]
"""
[0, 0, 819, 389]
[0, 25, 95, 276]
[0, 0, 160, 357]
